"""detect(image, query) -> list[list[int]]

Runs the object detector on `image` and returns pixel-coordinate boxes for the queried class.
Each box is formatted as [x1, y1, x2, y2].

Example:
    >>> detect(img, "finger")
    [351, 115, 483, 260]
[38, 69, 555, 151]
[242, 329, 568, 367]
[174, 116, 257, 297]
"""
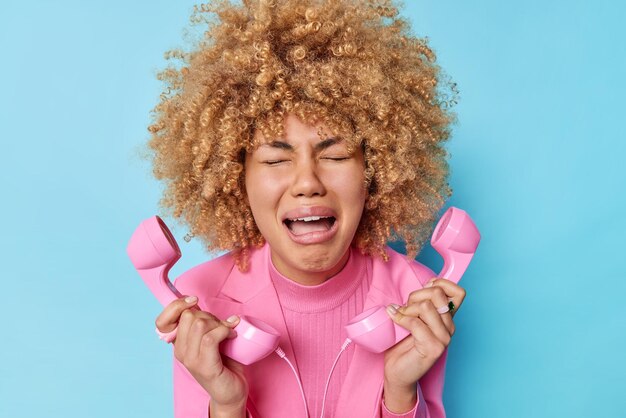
[197, 324, 239, 371]
[386, 305, 445, 358]
[405, 286, 455, 334]
[186, 316, 232, 366]
[399, 300, 452, 345]
[221, 315, 241, 330]
[175, 309, 220, 357]
[183, 314, 240, 372]
[184, 314, 240, 354]
[155, 295, 199, 333]
[426, 279, 466, 316]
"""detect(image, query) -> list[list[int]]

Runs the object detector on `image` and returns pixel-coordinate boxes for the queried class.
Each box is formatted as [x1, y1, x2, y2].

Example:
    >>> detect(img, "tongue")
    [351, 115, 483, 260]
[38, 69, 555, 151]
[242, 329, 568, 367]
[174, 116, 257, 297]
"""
[289, 219, 332, 235]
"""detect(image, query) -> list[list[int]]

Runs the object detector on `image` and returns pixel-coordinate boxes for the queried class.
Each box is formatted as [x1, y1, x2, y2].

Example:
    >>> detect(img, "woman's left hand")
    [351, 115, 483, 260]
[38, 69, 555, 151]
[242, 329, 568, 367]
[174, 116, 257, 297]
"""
[382, 278, 466, 412]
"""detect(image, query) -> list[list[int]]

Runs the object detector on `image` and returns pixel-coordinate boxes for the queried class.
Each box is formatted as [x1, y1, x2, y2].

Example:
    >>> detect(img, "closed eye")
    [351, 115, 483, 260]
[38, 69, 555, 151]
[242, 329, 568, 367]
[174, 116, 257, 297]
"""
[263, 160, 287, 165]
[322, 156, 349, 161]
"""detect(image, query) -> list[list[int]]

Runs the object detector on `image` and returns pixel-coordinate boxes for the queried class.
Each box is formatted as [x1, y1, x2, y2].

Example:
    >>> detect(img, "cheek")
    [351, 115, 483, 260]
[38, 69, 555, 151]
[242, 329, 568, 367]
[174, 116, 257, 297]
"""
[245, 169, 284, 216]
[341, 181, 366, 206]
[328, 168, 367, 214]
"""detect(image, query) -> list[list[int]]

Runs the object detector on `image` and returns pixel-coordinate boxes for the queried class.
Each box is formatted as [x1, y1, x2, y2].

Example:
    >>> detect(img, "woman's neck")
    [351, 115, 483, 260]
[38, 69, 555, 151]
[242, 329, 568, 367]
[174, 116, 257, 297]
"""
[269, 247, 351, 286]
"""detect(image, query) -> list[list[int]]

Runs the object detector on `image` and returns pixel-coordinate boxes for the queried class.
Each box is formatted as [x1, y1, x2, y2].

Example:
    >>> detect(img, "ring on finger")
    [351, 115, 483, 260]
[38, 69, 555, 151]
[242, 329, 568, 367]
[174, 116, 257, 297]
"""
[436, 300, 456, 315]
[156, 326, 178, 343]
[436, 304, 450, 314]
[448, 300, 456, 314]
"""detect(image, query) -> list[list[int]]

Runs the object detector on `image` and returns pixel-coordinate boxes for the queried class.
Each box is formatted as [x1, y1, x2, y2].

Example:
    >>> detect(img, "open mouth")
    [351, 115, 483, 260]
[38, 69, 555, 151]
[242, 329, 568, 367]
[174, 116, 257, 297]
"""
[283, 216, 337, 236]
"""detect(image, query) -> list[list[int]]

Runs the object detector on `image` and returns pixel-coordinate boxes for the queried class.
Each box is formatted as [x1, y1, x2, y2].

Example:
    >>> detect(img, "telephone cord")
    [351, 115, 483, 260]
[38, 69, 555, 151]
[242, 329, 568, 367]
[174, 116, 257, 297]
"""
[318, 338, 352, 418]
[274, 338, 353, 418]
[275, 347, 309, 418]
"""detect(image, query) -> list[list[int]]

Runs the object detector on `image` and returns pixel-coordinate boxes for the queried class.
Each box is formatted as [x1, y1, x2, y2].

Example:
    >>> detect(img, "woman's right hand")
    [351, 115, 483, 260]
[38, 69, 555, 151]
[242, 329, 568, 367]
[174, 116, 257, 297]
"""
[155, 296, 249, 414]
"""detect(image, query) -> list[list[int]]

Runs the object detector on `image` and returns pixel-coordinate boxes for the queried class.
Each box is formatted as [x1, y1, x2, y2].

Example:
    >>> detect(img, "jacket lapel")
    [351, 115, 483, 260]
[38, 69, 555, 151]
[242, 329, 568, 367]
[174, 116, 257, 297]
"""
[334, 282, 389, 418]
[218, 245, 305, 416]
[334, 251, 422, 418]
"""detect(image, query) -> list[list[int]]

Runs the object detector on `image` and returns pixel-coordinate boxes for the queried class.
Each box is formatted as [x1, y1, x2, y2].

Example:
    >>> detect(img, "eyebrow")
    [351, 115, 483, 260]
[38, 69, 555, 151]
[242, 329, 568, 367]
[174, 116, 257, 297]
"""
[263, 137, 341, 152]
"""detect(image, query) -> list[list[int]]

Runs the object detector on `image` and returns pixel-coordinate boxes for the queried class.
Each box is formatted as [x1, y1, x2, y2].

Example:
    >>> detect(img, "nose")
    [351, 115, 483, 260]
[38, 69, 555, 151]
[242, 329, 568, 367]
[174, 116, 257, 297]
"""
[290, 160, 326, 198]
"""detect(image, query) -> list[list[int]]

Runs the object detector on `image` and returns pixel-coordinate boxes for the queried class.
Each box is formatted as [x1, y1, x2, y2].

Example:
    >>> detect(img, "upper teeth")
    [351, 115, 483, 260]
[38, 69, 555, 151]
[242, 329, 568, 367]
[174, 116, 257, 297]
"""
[292, 216, 327, 222]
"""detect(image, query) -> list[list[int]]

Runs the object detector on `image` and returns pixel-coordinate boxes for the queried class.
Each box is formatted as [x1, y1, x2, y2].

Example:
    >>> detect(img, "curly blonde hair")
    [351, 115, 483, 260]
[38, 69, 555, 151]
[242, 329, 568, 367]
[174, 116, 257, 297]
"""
[147, 0, 456, 270]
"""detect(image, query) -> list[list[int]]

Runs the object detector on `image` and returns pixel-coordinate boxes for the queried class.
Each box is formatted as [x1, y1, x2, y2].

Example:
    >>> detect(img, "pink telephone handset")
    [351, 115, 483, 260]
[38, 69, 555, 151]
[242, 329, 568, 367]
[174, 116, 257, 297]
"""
[126, 216, 280, 365]
[128, 207, 479, 362]
[345, 206, 481, 352]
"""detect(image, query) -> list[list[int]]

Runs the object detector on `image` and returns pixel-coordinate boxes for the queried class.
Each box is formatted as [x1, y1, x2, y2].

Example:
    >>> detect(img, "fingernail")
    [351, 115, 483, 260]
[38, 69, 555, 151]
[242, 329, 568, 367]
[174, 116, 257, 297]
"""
[386, 304, 400, 315]
[226, 315, 239, 324]
[184, 296, 198, 304]
[426, 280, 435, 288]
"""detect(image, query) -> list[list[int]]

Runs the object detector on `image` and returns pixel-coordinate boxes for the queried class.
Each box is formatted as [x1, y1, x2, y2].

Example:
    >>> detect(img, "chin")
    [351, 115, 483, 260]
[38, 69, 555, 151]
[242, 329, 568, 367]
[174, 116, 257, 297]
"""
[296, 243, 348, 271]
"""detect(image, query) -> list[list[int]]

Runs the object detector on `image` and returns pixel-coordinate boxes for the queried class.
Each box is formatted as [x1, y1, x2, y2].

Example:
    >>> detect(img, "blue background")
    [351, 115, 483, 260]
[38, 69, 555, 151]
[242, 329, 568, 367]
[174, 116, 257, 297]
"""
[1, 1, 624, 417]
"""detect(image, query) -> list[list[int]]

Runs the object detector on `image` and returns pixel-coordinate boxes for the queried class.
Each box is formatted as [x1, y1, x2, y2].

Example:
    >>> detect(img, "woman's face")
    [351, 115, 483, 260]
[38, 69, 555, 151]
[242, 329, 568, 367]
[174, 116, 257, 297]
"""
[244, 114, 367, 285]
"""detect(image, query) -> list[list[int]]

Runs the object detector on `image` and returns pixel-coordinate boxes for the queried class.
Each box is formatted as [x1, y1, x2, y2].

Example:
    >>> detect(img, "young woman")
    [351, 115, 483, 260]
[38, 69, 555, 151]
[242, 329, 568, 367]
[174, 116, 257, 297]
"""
[147, 1, 466, 417]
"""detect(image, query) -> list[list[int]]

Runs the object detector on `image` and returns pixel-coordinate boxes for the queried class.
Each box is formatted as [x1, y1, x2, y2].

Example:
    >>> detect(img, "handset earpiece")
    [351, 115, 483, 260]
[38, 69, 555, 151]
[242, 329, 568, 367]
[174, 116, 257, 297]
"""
[430, 207, 481, 283]
[345, 206, 481, 353]
[127, 216, 183, 306]
[127, 216, 281, 365]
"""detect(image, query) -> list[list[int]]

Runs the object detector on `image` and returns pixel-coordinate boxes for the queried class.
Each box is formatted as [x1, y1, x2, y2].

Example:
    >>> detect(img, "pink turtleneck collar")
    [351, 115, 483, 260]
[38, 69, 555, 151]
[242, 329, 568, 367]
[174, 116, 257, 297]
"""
[267, 246, 366, 313]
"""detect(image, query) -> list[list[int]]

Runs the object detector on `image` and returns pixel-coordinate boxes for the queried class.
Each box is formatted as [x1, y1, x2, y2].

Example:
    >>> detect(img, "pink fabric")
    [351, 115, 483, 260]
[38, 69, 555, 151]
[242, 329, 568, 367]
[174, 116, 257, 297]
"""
[268, 248, 369, 417]
[382, 398, 418, 418]
[171, 244, 447, 418]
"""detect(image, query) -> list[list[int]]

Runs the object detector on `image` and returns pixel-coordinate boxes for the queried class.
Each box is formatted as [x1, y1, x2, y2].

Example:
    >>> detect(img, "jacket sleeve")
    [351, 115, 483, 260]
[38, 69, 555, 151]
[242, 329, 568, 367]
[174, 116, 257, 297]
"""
[378, 348, 447, 418]
[416, 348, 448, 418]
[173, 356, 259, 418]
[380, 254, 448, 418]
[173, 355, 210, 417]
[170, 254, 259, 418]
[380, 382, 424, 418]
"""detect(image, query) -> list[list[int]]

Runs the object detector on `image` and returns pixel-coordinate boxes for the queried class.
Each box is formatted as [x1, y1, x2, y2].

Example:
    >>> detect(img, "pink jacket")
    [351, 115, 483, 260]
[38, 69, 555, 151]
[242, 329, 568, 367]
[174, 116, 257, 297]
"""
[172, 244, 447, 418]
